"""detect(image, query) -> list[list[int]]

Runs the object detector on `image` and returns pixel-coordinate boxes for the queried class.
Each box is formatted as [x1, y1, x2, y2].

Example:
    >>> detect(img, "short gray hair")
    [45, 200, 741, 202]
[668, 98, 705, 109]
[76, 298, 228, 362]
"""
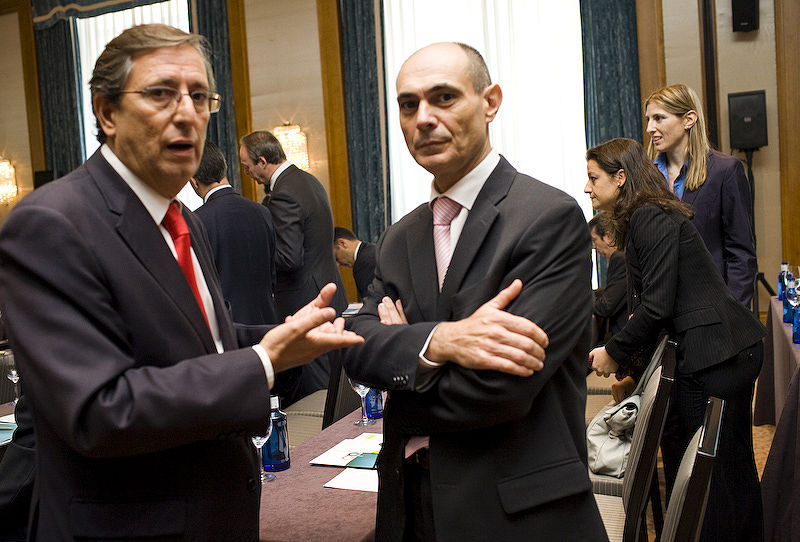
[90, 24, 215, 144]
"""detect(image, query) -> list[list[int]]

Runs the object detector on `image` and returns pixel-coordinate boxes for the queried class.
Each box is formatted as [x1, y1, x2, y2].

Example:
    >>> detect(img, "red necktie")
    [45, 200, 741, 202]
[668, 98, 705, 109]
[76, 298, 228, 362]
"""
[162, 201, 210, 328]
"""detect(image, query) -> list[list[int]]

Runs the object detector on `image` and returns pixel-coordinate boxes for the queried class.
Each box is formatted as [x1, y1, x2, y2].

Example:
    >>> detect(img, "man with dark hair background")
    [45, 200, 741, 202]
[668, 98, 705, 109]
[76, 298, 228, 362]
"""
[333, 226, 377, 300]
[191, 140, 279, 326]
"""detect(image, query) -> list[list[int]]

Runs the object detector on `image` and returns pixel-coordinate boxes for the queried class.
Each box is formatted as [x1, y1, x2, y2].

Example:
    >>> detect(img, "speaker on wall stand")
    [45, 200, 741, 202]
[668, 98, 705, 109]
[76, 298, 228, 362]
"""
[727, 89, 771, 314]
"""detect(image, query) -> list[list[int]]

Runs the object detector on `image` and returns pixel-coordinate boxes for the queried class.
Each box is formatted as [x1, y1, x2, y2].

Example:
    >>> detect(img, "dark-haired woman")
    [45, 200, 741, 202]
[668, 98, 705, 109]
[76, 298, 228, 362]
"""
[585, 138, 765, 542]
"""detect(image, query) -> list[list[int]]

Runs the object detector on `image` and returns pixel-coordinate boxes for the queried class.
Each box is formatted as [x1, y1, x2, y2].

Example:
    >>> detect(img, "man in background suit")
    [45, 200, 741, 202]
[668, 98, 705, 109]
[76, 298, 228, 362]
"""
[342, 42, 606, 541]
[333, 226, 377, 300]
[0, 24, 361, 541]
[191, 140, 279, 326]
[588, 212, 627, 337]
[239, 131, 348, 403]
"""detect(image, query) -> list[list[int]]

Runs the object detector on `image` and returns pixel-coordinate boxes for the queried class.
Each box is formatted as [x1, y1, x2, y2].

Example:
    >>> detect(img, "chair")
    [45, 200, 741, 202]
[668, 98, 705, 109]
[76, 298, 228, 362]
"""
[660, 396, 724, 542]
[321, 349, 361, 428]
[593, 335, 676, 542]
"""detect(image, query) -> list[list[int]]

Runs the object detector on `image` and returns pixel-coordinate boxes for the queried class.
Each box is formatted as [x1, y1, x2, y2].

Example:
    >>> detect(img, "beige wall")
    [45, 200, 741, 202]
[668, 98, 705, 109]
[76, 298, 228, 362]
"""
[0, 11, 32, 223]
[242, 0, 330, 201]
[662, 0, 781, 302]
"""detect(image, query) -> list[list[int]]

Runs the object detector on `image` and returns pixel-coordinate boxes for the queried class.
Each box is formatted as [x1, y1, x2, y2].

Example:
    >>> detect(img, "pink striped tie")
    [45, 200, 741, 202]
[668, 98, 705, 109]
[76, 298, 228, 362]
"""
[432, 196, 462, 290]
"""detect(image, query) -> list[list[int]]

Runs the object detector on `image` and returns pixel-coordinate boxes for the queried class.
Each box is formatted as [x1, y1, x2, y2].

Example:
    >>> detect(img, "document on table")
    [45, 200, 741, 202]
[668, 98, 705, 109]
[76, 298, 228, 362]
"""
[324, 468, 379, 493]
[309, 432, 382, 467]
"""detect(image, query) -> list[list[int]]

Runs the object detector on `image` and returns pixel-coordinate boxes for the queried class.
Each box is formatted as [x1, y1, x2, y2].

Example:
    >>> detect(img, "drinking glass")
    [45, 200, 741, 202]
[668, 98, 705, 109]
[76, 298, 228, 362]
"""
[4, 351, 19, 406]
[349, 377, 376, 427]
[252, 418, 276, 483]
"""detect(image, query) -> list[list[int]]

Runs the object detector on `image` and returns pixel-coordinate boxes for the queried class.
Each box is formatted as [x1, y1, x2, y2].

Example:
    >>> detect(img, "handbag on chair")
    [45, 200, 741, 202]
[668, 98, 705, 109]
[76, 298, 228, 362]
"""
[586, 393, 640, 477]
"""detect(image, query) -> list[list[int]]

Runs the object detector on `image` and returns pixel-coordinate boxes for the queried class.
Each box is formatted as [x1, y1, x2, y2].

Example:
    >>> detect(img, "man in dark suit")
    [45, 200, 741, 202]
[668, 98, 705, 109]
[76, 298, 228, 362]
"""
[588, 213, 627, 337]
[0, 24, 361, 541]
[342, 42, 606, 541]
[333, 226, 377, 300]
[191, 140, 279, 326]
[239, 130, 348, 402]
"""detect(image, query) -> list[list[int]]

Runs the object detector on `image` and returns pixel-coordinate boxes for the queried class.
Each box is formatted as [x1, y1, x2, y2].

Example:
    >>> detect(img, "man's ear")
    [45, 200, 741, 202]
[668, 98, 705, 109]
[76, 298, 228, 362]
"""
[483, 83, 503, 122]
[93, 94, 118, 141]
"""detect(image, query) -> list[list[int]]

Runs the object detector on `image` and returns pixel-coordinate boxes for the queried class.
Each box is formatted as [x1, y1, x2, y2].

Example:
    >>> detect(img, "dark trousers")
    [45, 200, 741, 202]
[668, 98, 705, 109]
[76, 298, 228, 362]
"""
[403, 451, 436, 541]
[661, 341, 763, 542]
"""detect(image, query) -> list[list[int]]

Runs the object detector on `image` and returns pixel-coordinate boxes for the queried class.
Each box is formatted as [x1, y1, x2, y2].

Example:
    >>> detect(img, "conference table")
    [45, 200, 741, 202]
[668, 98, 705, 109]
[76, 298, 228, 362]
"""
[259, 408, 380, 541]
[754, 296, 800, 426]
[0, 402, 13, 462]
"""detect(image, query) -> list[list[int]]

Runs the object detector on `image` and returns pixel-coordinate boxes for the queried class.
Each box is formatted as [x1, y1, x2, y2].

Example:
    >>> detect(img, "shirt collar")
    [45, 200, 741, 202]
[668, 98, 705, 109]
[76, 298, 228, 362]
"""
[101, 144, 172, 224]
[428, 149, 500, 210]
[353, 240, 362, 261]
[204, 184, 232, 202]
[270, 161, 292, 191]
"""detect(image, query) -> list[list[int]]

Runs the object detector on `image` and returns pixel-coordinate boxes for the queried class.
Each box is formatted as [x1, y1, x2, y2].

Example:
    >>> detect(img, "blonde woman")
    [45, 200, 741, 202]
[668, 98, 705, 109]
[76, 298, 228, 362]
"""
[644, 83, 756, 306]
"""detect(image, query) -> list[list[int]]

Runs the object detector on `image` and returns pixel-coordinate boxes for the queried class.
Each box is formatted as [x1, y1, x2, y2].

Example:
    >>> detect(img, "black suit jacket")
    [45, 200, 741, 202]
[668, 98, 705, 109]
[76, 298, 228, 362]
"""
[267, 164, 347, 317]
[343, 157, 606, 541]
[681, 150, 756, 306]
[353, 241, 377, 300]
[195, 186, 279, 325]
[593, 250, 627, 336]
[605, 204, 764, 375]
[0, 151, 272, 541]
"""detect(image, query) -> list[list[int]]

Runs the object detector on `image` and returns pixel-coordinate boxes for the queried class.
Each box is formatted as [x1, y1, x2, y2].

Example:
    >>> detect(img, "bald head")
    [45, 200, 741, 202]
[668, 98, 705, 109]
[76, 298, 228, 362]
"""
[395, 42, 502, 191]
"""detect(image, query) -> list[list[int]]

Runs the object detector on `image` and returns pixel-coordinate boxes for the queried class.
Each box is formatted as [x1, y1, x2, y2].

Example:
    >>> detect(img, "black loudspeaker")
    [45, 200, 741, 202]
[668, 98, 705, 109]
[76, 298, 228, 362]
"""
[732, 0, 759, 32]
[33, 170, 53, 189]
[728, 90, 767, 150]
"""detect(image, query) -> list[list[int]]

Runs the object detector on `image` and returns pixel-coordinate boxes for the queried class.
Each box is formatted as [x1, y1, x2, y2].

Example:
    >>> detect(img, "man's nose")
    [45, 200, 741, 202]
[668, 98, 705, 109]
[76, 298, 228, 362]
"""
[415, 102, 437, 129]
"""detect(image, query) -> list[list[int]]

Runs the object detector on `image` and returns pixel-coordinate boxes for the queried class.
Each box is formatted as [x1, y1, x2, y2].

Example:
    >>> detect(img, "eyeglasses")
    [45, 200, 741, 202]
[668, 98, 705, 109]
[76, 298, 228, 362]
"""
[119, 86, 221, 114]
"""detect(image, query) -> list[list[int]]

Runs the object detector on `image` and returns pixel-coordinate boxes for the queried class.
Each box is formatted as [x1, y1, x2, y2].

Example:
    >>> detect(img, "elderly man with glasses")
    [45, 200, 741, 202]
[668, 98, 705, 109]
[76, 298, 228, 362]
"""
[0, 24, 361, 541]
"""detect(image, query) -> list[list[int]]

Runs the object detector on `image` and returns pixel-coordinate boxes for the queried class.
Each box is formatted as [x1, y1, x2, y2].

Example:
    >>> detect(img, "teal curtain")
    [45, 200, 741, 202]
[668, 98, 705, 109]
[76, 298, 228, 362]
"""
[339, 0, 387, 242]
[580, 0, 642, 286]
[580, 0, 643, 148]
[34, 19, 84, 178]
[195, 0, 241, 192]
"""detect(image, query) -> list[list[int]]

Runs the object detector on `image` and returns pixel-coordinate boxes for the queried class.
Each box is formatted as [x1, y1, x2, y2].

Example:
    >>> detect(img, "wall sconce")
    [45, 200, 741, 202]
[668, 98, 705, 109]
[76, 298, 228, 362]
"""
[273, 124, 310, 170]
[0, 158, 18, 205]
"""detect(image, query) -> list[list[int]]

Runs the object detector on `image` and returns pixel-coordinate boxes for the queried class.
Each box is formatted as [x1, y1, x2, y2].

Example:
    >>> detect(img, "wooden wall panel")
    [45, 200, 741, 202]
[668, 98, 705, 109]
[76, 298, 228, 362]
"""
[776, 0, 800, 265]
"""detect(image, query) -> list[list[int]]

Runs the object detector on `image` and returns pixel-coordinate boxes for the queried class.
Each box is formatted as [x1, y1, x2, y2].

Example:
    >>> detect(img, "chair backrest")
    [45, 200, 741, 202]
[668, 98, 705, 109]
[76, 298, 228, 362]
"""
[620, 335, 676, 541]
[661, 396, 724, 542]
[322, 350, 361, 428]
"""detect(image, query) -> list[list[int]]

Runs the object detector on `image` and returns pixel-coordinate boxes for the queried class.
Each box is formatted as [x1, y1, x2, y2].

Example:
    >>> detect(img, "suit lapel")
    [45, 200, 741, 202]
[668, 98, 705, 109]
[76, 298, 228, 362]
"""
[87, 153, 217, 353]
[438, 157, 515, 318]
[405, 207, 439, 320]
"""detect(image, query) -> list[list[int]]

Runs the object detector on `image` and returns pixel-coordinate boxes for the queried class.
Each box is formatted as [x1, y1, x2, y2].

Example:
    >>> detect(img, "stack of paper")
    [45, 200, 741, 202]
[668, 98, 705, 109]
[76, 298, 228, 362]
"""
[309, 432, 382, 467]
[311, 433, 382, 493]
[0, 414, 16, 446]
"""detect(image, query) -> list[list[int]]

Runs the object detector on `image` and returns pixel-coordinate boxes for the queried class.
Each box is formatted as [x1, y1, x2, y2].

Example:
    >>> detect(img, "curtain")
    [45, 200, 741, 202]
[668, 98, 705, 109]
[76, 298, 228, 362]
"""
[34, 19, 84, 179]
[579, 0, 642, 286]
[382, 0, 589, 224]
[579, 0, 642, 148]
[339, 0, 386, 242]
[196, 0, 241, 193]
[33, 0, 164, 28]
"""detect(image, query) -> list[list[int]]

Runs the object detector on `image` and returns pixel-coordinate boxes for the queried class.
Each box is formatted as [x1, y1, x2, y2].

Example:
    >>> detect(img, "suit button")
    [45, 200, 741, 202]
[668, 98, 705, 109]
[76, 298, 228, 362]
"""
[248, 478, 259, 492]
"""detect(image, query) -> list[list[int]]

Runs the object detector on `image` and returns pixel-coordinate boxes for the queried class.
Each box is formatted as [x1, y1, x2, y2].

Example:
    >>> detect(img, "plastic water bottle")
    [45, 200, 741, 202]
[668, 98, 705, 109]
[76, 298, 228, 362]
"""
[365, 388, 383, 419]
[784, 275, 797, 324]
[264, 395, 290, 472]
[779, 262, 789, 301]
[793, 310, 800, 344]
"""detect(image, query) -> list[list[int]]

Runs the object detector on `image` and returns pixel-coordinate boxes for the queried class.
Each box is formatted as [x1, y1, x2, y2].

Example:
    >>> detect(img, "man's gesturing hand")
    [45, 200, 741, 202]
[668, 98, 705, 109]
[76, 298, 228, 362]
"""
[260, 283, 363, 373]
